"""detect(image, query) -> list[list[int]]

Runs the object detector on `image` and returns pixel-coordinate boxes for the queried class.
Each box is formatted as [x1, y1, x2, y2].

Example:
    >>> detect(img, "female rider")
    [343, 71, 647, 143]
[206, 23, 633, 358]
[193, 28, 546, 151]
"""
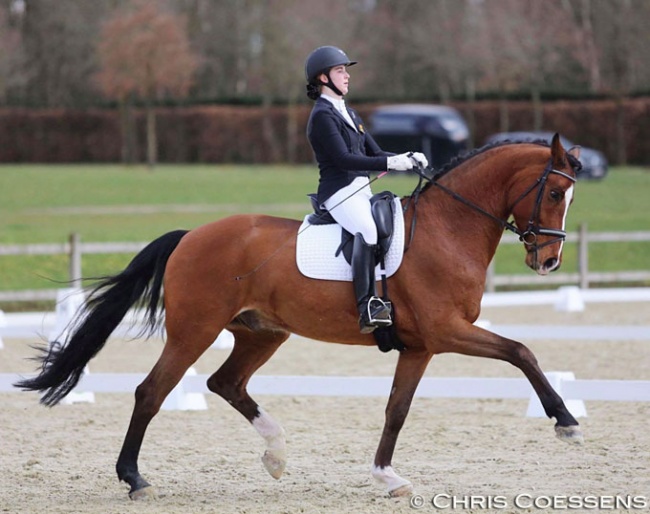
[304, 46, 428, 335]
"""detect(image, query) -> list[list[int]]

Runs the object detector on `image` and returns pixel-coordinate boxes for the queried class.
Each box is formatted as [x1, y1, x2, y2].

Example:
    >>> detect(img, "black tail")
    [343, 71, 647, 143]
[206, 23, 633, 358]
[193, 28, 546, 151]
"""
[14, 229, 189, 406]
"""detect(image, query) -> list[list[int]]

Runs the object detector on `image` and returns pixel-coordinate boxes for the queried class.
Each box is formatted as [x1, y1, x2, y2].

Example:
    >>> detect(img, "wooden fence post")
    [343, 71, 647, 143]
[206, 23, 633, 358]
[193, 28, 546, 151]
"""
[68, 233, 82, 286]
[578, 223, 589, 289]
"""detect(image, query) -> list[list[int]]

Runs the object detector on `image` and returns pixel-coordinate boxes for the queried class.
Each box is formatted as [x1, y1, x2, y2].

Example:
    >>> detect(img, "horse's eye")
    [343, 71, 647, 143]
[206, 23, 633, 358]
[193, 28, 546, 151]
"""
[550, 190, 563, 202]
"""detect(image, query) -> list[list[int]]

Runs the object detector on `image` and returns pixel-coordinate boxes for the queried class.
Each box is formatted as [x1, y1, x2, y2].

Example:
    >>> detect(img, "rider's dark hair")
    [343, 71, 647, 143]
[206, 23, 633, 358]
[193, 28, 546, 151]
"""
[306, 82, 320, 100]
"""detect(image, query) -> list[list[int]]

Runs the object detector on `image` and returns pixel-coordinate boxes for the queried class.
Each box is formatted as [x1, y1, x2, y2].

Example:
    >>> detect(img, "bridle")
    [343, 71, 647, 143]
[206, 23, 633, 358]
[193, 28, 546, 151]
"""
[406, 159, 577, 255]
[506, 160, 577, 250]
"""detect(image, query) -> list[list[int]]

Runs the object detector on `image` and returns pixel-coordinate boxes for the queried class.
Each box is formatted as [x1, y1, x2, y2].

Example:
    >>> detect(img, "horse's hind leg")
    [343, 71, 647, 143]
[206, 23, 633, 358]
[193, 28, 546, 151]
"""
[206, 324, 290, 479]
[115, 330, 217, 500]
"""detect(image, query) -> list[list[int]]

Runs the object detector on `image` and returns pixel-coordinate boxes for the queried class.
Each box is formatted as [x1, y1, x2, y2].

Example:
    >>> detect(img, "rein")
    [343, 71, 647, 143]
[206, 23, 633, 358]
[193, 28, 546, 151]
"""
[406, 160, 576, 253]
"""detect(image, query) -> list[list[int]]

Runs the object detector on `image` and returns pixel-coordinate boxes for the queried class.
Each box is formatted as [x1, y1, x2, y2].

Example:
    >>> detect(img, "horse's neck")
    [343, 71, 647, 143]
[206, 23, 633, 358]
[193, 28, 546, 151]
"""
[419, 150, 525, 262]
[441, 151, 520, 218]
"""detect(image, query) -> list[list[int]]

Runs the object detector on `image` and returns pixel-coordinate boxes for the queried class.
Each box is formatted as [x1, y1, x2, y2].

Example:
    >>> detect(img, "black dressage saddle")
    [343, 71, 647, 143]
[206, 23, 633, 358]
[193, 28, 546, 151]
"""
[307, 190, 397, 265]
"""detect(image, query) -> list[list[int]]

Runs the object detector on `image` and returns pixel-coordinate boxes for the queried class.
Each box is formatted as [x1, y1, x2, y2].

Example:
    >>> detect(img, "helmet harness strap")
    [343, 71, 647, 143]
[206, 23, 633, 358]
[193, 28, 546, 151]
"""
[319, 70, 344, 97]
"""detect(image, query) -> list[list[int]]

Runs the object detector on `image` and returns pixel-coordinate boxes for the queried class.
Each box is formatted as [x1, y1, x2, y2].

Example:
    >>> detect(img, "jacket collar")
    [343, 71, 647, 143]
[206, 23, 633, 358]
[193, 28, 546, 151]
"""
[317, 96, 358, 131]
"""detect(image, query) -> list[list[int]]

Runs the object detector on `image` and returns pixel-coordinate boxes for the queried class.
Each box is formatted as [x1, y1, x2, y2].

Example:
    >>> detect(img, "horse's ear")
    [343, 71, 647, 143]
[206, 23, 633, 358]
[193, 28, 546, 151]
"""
[551, 133, 567, 168]
[568, 145, 581, 160]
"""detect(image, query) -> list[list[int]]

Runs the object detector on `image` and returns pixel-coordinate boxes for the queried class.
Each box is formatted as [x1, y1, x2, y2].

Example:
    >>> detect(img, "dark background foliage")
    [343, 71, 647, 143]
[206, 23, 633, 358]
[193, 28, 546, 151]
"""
[1, 0, 648, 164]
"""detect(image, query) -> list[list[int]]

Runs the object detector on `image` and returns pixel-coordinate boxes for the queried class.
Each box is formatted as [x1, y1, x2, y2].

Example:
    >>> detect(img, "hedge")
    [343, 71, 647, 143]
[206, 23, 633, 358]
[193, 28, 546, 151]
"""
[1, 98, 648, 165]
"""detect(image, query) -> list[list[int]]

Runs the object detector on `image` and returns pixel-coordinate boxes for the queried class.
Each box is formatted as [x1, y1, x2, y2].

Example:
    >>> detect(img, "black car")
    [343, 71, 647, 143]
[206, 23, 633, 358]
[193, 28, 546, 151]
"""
[369, 104, 469, 170]
[484, 131, 608, 180]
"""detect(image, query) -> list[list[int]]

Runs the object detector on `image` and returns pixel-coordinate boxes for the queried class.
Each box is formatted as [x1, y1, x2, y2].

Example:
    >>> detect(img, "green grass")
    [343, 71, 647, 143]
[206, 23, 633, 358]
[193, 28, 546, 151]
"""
[1, 164, 649, 292]
[1, 164, 317, 243]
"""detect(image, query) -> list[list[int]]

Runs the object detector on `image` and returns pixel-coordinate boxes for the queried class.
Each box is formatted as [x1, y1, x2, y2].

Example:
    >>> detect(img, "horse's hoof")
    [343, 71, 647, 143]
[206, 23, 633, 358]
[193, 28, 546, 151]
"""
[129, 485, 158, 501]
[555, 425, 584, 445]
[261, 449, 286, 479]
[372, 465, 413, 497]
[389, 483, 413, 497]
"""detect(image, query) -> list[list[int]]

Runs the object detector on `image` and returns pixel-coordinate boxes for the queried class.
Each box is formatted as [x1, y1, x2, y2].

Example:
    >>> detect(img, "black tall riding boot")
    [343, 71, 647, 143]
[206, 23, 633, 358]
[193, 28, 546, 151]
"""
[351, 233, 392, 334]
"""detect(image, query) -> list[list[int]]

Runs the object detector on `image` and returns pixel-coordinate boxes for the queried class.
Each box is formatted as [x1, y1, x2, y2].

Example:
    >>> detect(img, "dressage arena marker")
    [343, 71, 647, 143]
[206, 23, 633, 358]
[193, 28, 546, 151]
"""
[161, 367, 208, 411]
[5, 372, 650, 416]
[1, 287, 649, 414]
[481, 285, 650, 310]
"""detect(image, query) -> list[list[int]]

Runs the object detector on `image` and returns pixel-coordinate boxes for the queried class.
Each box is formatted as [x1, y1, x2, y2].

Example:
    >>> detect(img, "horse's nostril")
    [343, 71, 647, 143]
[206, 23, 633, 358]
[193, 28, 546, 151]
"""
[545, 257, 559, 271]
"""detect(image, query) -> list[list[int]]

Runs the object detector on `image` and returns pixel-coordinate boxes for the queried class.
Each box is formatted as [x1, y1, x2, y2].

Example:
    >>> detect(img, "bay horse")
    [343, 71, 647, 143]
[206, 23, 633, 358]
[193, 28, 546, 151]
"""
[16, 134, 583, 499]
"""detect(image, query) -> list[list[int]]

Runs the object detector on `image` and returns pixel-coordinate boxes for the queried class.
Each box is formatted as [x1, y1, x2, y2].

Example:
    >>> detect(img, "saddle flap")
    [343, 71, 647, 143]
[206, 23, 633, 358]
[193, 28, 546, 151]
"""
[371, 190, 396, 241]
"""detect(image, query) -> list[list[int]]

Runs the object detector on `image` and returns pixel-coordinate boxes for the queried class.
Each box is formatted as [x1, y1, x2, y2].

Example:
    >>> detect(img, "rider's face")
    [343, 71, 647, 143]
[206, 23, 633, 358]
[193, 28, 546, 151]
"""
[320, 65, 349, 97]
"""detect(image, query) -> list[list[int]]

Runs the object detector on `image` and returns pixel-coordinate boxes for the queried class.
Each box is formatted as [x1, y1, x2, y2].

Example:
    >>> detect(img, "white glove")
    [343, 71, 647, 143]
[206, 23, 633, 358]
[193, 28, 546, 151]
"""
[410, 152, 428, 168]
[387, 153, 414, 171]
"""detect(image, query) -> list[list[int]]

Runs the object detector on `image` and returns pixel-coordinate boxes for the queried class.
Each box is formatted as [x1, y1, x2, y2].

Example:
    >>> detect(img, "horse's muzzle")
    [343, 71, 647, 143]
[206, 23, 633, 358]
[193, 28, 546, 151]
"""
[527, 253, 561, 275]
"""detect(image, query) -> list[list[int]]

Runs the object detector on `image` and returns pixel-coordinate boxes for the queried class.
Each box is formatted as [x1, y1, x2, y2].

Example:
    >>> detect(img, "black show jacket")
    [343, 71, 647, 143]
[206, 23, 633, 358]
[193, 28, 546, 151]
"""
[306, 97, 393, 205]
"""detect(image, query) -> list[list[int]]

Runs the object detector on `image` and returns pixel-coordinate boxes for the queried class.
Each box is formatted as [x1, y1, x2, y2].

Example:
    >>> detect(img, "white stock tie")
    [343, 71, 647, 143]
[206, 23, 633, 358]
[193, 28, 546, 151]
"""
[338, 102, 357, 131]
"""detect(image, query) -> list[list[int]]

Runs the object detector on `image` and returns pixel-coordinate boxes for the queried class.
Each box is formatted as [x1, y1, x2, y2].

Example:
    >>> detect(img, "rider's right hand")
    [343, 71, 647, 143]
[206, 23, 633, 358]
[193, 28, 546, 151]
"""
[387, 153, 414, 171]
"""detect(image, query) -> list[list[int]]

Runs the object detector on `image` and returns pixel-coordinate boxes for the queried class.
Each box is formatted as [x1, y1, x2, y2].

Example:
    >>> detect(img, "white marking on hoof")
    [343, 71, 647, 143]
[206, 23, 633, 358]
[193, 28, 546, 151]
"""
[129, 485, 158, 501]
[390, 483, 414, 497]
[371, 465, 413, 496]
[555, 425, 584, 445]
[252, 408, 287, 479]
[262, 448, 287, 479]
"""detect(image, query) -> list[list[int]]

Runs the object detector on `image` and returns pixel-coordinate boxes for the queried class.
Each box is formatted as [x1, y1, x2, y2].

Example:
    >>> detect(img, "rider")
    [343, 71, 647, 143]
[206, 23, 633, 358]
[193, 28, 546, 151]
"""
[304, 45, 428, 334]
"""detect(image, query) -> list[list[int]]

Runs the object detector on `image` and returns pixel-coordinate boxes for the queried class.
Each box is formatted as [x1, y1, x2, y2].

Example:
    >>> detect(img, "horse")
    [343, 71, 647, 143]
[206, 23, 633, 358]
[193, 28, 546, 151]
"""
[16, 134, 583, 500]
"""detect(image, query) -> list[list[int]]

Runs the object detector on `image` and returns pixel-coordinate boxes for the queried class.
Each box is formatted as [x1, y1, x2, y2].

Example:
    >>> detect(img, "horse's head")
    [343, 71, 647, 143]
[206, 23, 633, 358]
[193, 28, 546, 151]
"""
[510, 134, 580, 275]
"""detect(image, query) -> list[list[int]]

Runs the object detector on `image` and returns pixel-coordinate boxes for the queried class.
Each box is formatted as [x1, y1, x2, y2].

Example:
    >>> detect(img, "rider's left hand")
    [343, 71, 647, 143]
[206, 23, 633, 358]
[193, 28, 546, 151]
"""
[409, 152, 428, 168]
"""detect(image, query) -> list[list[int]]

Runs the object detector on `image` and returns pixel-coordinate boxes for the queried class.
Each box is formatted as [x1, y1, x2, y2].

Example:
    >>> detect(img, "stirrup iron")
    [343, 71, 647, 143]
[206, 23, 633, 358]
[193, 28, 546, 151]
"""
[360, 297, 392, 333]
[367, 297, 392, 323]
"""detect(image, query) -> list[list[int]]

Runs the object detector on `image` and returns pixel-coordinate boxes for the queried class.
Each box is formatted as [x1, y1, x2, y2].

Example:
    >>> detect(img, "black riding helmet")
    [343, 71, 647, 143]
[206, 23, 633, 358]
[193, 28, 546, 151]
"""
[305, 46, 357, 99]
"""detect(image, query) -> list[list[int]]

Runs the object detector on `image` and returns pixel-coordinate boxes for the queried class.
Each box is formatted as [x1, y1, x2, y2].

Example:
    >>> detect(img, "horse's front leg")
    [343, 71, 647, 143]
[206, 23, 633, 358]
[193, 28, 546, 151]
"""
[372, 347, 433, 497]
[449, 321, 583, 444]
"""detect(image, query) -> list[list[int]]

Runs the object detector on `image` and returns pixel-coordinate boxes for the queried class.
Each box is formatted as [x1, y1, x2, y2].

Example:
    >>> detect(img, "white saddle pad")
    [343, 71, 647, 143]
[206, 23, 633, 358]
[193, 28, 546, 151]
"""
[296, 198, 405, 281]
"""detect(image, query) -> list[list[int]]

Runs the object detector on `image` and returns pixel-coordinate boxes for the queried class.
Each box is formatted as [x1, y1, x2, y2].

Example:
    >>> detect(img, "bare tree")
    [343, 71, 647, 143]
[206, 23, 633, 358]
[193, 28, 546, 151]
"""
[246, 0, 362, 161]
[561, 0, 602, 93]
[590, 0, 649, 164]
[0, 5, 23, 103]
[96, 0, 198, 167]
[3, 0, 650, 167]
[5, 0, 110, 106]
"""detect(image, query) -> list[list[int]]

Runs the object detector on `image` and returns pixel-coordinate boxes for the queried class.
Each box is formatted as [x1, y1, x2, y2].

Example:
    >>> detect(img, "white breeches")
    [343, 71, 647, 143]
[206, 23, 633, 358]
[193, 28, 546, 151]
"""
[322, 177, 377, 245]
